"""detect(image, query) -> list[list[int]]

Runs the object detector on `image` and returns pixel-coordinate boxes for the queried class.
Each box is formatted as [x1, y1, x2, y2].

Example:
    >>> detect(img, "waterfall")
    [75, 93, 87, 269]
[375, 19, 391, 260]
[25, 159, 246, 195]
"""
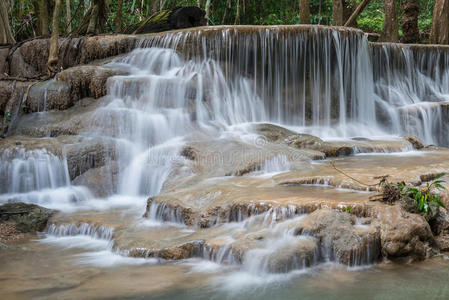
[2, 25, 448, 211]
[0, 148, 92, 210]
[138, 26, 448, 143]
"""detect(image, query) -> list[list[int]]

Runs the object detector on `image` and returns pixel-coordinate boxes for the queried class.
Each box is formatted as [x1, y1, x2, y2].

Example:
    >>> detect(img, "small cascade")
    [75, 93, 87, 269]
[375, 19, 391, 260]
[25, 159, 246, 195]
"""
[145, 200, 185, 224]
[0, 149, 70, 194]
[372, 43, 449, 145]
[0, 148, 92, 210]
[46, 223, 114, 241]
[198, 212, 379, 274]
[261, 155, 291, 174]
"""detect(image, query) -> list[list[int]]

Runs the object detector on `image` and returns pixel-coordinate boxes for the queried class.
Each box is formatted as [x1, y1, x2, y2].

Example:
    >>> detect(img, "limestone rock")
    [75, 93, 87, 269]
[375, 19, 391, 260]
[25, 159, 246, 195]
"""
[72, 162, 119, 197]
[8, 35, 137, 78]
[405, 135, 424, 150]
[296, 209, 381, 265]
[373, 205, 435, 260]
[0, 202, 56, 233]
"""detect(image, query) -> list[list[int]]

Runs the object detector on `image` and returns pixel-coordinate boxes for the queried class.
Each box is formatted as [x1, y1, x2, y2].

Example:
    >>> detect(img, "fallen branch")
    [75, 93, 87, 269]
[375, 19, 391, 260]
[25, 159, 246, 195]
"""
[329, 160, 385, 187]
[344, 0, 372, 27]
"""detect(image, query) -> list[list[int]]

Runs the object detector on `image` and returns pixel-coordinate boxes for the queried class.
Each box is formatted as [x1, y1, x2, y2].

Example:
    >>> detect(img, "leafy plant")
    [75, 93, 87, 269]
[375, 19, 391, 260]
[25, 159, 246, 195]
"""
[345, 205, 353, 213]
[405, 173, 446, 214]
[378, 173, 446, 214]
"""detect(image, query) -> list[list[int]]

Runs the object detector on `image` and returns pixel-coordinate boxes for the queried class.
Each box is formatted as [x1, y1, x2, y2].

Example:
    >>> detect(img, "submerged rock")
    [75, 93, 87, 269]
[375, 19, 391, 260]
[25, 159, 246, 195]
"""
[0, 202, 56, 233]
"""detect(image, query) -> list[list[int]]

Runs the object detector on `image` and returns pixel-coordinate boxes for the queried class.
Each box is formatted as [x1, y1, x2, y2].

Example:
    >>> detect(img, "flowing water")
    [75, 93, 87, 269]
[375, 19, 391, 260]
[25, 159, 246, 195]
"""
[1, 25, 449, 298]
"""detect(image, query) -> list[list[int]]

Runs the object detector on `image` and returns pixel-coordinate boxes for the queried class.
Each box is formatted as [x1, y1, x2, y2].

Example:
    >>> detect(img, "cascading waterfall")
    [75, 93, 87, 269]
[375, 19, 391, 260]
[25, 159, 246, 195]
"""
[2, 26, 449, 277]
[0, 148, 92, 210]
[94, 45, 266, 197]
[141, 26, 449, 143]
[372, 43, 449, 145]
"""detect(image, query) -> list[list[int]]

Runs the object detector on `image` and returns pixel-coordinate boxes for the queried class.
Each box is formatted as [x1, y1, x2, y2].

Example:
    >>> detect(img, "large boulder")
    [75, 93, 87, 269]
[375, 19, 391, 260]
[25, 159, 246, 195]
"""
[8, 35, 137, 79]
[295, 209, 381, 265]
[124, 7, 206, 34]
[0, 202, 55, 233]
[373, 205, 435, 260]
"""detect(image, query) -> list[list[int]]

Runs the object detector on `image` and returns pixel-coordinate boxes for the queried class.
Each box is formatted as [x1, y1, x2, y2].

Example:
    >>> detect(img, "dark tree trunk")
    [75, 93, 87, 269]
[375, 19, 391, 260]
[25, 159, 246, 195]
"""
[332, 0, 344, 26]
[401, 0, 419, 43]
[299, 0, 310, 24]
[71, 0, 108, 36]
[48, 0, 61, 75]
[0, 0, 16, 44]
[380, 0, 399, 42]
[66, 0, 72, 33]
[40, 0, 50, 37]
[430, 0, 449, 44]
[115, 0, 123, 33]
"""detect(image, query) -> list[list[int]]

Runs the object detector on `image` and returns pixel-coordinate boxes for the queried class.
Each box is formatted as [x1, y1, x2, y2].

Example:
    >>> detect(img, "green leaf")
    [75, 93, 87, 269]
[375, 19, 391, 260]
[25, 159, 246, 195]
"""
[434, 183, 447, 190]
[434, 173, 446, 180]
[419, 197, 424, 211]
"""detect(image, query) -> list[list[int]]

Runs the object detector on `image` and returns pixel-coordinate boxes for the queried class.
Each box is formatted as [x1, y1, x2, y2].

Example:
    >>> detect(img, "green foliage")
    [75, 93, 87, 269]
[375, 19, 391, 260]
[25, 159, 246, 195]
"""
[379, 173, 446, 214]
[345, 205, 353, 213]
[406, 173, 446, 214]
[4, 0, 438, 42]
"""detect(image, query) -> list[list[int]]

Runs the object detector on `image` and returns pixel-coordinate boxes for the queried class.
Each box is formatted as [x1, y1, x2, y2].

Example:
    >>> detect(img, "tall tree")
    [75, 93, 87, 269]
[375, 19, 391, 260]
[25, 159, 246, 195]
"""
[66, 0, 72, 33]
[299, 0, 310, 24]
[401, 0, 419, 43]
[0, 0, 16, 44]
[40, 0, 50, 36]
[235, 0, 240, 24]
[430, 0, 449, 44]
[48, 0, 61, 75]
[379, 0, 399, 42]
[115, 0, 123, 33]
[332, 0, 344, 25]
[205, 0, 211, 25]
[72, 0, 108, 35]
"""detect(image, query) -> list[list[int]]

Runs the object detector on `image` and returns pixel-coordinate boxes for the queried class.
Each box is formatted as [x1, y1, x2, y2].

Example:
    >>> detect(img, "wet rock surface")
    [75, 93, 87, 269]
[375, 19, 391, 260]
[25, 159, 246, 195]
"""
[0, 135, 115, 179]
[296, 209, 381, 265]
[0, 202, 55, 234]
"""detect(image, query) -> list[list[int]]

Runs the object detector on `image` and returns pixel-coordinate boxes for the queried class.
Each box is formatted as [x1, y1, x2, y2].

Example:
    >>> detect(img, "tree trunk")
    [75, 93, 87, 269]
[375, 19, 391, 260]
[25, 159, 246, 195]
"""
[0, 0, 16, 44]
[40, 0, 50, 37]
[48, 0, 61, 76]
[235, 0, 240, 25]
[205, 0, 211, 25]
[400, 0, 419, 43]
[332, 0, 344, 26]
[379, 0, 399, 42]
[222, 0, 231, 24]
[66, 0, 72, 33]
[344, 0, 371, 27]
[115, 0, 123, 33]
[72, 0, 108, 36]
[32, 0, 41, 35]
[299, 0, 310, 24]
[430, 0, 449, 44]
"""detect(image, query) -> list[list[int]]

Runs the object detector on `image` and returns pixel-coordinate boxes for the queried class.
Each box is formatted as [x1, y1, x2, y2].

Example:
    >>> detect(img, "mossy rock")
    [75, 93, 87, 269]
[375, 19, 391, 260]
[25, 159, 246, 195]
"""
[0, 203, 56, 233]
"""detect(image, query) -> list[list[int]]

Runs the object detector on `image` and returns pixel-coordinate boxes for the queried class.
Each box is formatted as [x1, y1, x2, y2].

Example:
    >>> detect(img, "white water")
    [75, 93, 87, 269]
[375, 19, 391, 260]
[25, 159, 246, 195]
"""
[2, 26, 449, 279]
[0, 148, 93, 211]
